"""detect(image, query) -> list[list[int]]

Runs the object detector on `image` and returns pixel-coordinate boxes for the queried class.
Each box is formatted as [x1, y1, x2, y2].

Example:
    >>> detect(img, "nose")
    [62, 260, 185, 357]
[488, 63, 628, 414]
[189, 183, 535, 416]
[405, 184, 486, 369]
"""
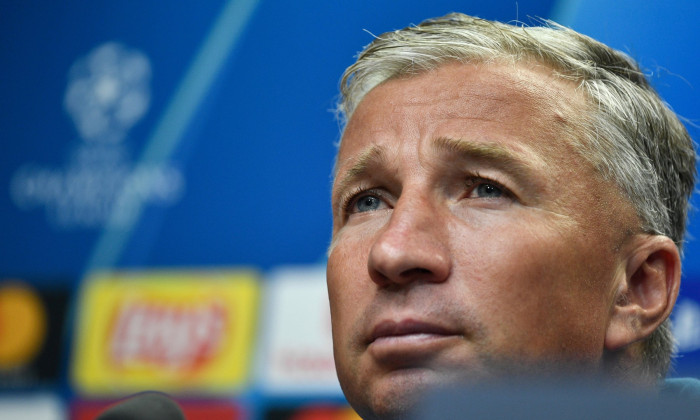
[367, 196, 451, 287]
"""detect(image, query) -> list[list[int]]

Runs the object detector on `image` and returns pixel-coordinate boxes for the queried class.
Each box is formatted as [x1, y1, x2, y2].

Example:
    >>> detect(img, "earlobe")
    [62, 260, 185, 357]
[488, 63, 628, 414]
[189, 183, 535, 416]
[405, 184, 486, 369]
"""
[604, 235, 681, 351]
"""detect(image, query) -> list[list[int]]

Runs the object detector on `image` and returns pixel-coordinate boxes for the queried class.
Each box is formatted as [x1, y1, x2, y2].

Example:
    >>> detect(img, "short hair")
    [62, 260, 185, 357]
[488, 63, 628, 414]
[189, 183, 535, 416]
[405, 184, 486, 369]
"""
[336, 13, 696, 380]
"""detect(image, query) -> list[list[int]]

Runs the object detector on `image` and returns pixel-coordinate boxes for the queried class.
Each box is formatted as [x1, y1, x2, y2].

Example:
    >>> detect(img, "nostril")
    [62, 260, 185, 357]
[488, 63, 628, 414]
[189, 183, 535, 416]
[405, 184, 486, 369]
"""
[400, 267, 432, 277]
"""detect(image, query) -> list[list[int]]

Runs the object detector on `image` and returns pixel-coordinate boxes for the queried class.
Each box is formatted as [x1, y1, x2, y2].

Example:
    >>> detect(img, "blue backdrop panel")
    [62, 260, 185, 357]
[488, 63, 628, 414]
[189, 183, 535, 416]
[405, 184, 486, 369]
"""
[2, 0, 700, 415]
[1, 1, 556, 282]
[559, 0, 700, 277]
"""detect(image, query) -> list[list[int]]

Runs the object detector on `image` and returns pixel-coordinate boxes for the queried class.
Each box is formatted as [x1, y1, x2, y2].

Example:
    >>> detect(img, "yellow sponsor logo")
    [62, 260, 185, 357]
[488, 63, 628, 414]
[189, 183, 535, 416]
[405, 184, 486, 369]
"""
[73, 270, 259, 395]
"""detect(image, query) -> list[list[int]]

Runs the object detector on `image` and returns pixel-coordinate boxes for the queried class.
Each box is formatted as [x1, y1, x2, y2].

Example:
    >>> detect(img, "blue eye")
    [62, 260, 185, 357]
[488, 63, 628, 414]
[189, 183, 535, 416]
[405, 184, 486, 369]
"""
[465, 176, 511, 201]
[475, 182, 503, 198]
[355, 195, 382, 212]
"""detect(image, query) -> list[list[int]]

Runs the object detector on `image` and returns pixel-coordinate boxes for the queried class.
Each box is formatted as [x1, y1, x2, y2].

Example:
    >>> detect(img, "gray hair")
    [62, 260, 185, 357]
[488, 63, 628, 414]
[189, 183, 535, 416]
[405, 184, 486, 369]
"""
[336, 13, 696, 380]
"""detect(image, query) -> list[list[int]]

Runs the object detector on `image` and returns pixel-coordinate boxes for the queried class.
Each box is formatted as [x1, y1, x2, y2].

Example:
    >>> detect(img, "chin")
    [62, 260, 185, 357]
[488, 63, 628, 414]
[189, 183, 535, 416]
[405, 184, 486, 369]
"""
[348, 366, 478, 420]
[359, 377, 425, 420]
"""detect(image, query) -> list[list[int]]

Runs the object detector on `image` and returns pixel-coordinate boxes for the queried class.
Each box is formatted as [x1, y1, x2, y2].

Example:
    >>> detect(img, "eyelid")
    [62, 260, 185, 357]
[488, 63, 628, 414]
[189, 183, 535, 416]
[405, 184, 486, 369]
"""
[340, 186, 386, 217]
[465, 173, 516, 199]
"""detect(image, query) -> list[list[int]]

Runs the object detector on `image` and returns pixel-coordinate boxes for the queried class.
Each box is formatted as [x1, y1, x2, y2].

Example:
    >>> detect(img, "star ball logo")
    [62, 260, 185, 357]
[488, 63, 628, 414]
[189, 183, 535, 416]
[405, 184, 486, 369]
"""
[10, 43, 184, 229]
[64, 42, 151, 145]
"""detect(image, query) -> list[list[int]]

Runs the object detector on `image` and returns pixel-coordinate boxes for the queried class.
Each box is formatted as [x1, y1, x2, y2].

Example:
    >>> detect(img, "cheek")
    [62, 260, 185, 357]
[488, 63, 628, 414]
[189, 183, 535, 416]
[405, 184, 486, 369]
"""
[452, 224, 612, 356]
[326, 233, 373, 328]
[326, 237, 376, 396]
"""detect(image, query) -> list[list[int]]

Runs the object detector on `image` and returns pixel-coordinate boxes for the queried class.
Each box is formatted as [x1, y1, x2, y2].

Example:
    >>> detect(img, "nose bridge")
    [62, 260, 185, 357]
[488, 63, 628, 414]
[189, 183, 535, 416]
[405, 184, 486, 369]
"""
[368, 188, 451, 286]
[388, 190, 437, 237]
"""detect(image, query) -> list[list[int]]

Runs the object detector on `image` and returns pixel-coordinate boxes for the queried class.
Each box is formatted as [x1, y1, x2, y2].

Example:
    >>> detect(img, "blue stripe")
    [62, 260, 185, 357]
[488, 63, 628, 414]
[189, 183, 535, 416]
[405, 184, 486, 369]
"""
[83, 0, 262, 274]
[549, 0, 582, 25]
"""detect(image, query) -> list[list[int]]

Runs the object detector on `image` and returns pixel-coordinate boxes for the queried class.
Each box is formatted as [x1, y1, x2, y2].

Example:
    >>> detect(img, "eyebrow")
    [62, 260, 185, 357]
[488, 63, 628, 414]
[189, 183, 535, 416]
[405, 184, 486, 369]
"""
[333, 144, 388, 203]
[432, 136, 540, 182]
[332, 136, 542, 207]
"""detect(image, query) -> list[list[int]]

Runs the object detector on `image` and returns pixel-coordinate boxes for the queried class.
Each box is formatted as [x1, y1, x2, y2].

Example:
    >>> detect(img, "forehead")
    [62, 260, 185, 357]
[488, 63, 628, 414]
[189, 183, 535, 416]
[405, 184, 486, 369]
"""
[331, 60, 639, 248]
[336, 61, 589, 176]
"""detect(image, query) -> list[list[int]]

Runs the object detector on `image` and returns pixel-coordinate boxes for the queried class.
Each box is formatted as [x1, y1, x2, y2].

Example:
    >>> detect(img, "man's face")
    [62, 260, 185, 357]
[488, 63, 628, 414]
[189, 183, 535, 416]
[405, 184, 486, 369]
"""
[327, 62, 638, 418]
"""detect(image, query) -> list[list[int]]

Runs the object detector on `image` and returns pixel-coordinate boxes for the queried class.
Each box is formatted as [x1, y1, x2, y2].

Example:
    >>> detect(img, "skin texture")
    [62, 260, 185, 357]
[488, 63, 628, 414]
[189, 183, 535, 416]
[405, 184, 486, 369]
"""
[326, 62, 668, 419]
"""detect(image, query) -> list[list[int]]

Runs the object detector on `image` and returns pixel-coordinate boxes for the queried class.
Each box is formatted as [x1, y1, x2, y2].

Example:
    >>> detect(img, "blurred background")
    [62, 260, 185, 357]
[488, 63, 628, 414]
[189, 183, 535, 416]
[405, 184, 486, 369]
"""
[1, 0, 699, 418]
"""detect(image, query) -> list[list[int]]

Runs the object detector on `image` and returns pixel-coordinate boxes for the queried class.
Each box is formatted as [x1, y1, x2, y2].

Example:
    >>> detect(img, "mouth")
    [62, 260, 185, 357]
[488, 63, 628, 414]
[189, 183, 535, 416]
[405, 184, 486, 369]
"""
[367, 319, 463, 366]
[369, 319, 456, 343]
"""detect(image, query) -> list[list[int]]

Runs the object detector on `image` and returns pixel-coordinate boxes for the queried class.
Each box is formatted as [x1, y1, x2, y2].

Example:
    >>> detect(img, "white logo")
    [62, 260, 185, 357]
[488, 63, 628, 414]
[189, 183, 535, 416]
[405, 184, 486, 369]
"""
[9, 42, 184, 229]
[64, 42, 151, 144]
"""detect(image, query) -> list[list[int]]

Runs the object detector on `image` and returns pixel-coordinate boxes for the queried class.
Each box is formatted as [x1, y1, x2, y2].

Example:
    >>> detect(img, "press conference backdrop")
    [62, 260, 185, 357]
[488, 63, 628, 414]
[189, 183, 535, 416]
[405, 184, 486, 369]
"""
[1, 1, 699, 418]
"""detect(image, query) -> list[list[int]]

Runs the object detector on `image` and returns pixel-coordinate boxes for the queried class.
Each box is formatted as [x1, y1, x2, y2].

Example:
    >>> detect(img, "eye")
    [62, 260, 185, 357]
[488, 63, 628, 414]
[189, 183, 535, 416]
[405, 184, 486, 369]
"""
[355, 195, 383, 212]
[465, 177, 511, 200]
[474, 182, 503, 198]
[342, 188, 389, 216]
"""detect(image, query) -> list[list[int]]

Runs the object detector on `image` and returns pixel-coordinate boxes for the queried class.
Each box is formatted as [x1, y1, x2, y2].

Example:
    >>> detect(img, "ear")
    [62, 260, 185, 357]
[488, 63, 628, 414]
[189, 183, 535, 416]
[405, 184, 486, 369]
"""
[604, 235, 681, 351]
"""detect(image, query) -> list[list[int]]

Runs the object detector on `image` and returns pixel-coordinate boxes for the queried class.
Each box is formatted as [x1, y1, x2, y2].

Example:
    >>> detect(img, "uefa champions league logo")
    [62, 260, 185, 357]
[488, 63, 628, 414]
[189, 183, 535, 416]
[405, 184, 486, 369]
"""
[10, 42, 183, 229]
[64, 42, 151, 144]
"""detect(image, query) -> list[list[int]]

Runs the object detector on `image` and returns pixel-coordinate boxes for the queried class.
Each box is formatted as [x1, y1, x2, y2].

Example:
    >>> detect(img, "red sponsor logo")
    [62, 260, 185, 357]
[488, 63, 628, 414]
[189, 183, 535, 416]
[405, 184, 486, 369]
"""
[109, 300, 227, 370]
[278, 351, 336, 374]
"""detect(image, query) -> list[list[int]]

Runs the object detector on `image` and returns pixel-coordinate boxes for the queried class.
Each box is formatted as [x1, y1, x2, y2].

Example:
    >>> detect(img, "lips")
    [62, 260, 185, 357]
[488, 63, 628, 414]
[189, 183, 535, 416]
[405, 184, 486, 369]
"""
[366, 319, 462, 367]
[368, 319, 456, 344]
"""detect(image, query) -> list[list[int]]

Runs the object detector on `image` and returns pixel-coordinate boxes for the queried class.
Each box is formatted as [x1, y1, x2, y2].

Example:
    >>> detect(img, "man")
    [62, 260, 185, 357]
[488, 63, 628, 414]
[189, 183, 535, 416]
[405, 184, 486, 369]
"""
[326, 12, 696, 419]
